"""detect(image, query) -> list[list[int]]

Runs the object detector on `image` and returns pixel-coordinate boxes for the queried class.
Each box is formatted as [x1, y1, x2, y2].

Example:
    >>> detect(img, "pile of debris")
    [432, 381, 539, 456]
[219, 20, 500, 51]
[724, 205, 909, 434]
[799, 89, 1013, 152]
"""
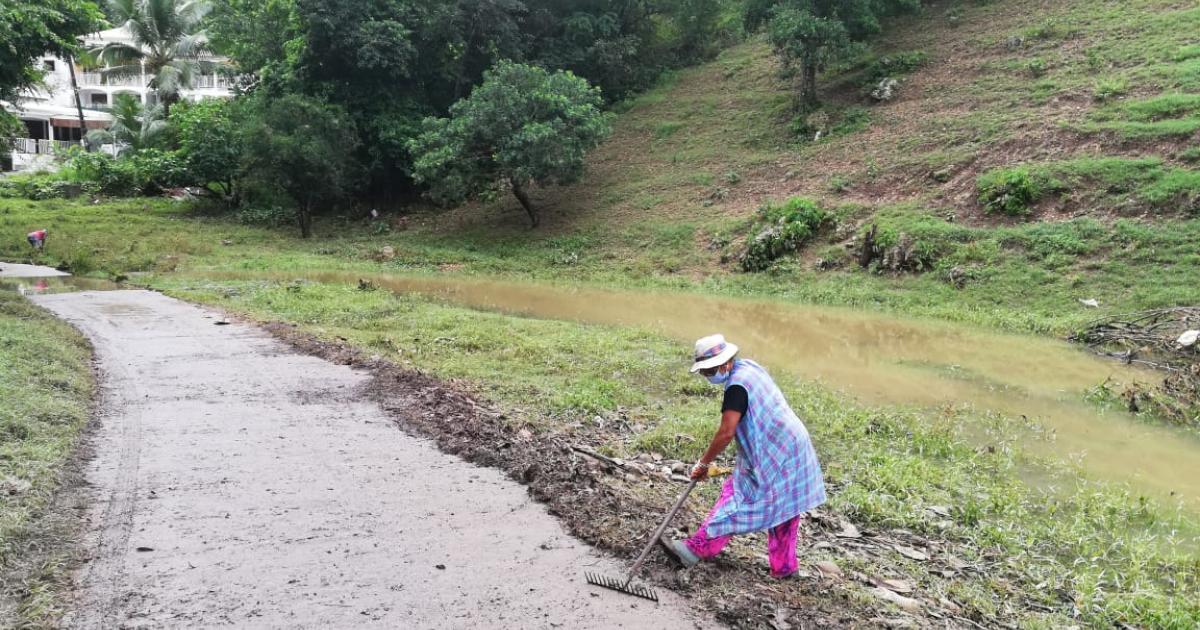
[1071, 307, 1200, 369]
[1071, 307, 1200, 424]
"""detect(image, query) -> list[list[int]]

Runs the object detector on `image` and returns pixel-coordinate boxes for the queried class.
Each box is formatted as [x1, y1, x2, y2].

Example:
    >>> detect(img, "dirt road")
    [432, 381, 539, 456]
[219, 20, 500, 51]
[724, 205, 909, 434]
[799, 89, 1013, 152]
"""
[33, 289, 708, 628]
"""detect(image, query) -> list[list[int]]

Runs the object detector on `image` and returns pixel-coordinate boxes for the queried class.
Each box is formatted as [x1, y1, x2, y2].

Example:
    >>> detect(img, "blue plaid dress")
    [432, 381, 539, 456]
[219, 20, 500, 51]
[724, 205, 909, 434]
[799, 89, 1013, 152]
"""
[705, 359, 826, 537]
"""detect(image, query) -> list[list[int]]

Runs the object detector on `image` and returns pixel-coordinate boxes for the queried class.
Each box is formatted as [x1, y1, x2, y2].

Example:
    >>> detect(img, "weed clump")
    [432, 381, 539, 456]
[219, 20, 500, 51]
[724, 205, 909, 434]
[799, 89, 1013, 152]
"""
[977, 167, 1056, 216]
[740, 197, 830, 271]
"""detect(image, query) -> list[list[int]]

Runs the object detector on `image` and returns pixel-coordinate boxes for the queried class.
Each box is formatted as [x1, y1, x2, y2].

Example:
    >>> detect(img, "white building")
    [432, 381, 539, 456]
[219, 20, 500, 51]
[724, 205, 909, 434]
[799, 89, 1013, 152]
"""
[3, 26, 233, 172]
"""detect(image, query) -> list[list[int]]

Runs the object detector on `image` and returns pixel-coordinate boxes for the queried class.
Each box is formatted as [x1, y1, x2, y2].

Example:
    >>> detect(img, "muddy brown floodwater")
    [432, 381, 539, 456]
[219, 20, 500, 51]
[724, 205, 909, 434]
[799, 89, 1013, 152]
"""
[240, 271, 1200, 509]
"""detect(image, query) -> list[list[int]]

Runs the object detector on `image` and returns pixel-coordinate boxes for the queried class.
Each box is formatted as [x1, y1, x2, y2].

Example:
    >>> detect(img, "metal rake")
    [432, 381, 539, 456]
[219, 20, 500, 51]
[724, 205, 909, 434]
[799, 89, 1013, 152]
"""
[584, 479, 698, 602]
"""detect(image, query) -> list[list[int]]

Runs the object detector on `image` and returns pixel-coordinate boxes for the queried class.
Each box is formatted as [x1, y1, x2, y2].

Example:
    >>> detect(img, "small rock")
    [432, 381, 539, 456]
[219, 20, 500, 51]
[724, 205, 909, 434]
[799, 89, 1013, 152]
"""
[945, 556, 968, 570]
[930, 167, 954, 183]
[1005, 35, 1025, 50]
[1176, 330, 1199, 348]
[136, 546, 154, 552]
[938, 597, 962, 614]
[670, 462, 688, 475]
[870, 587, 922, 613]
[769, 607, 792, 630]
[435, 564, 446, 570]
[894, 545, 928, 561]
[926, 505, 951, 517]
[836, 522, 862, 539]
[815, 561, 842, 578]
[871, 78, 900, 102]
[872, 577, 913, 593]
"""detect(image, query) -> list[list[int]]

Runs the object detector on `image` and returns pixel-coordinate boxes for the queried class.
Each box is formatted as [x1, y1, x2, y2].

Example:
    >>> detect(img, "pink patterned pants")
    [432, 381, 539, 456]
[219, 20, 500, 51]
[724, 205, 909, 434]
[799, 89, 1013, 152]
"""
[684, 478, 801, 578]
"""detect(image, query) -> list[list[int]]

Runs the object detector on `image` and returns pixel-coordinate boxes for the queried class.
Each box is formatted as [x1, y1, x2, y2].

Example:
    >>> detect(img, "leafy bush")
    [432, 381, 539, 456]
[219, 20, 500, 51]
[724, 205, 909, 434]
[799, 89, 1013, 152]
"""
[1027, 58, 1047, 78]
[741, 197, 830, 271]
[172, 98, 244, 197]
[977, 167, 1056, 216]
[862, 50, 928, 84]
[1093, 77, 1129, 102]
[0, 174, 89, 200]
[63, 148, 190, 196]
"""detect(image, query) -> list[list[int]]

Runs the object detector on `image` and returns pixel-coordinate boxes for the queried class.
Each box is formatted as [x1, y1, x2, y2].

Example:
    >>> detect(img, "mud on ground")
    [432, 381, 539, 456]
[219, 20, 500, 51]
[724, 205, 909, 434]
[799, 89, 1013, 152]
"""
[263, 322, 1004, 629]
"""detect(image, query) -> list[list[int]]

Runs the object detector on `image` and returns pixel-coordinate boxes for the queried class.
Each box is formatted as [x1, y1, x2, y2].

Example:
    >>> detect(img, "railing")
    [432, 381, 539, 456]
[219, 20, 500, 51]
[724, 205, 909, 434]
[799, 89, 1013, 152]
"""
[190, 74, 234, 90]
[10, 138, 78, 155]
[77, 72, 233, 90]
[78, 72, 148, 87]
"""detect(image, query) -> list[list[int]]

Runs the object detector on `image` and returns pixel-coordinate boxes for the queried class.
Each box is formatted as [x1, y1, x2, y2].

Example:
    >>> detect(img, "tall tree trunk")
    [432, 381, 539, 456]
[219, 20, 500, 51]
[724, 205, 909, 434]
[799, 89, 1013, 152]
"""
[510, 177, 539, 227]
[801, 57, 819, 109]
[67, 55, 89, 150]
[298, 202, 313, 238]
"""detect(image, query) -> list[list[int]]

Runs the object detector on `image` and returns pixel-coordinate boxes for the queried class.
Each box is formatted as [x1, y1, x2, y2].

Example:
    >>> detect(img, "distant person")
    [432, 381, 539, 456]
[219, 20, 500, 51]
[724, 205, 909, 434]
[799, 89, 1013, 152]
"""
[658, 334, 827, 579]
[27, 228, 47, 251]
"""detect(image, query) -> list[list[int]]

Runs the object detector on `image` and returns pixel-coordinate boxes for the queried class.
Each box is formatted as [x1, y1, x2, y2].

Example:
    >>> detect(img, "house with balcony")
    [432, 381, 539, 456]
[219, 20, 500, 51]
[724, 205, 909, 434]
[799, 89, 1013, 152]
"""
[2, 26, 233, 173]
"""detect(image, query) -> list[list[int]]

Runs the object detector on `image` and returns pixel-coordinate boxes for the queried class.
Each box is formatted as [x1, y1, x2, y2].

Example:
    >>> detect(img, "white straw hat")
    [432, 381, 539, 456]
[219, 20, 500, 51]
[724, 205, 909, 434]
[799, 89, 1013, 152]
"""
[689, 334, 739, 373]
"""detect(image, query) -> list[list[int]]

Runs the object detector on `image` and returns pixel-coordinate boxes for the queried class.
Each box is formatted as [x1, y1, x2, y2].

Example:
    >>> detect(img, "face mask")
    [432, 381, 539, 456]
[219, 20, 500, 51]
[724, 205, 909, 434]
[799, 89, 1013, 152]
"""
[706, 369, 729, 385]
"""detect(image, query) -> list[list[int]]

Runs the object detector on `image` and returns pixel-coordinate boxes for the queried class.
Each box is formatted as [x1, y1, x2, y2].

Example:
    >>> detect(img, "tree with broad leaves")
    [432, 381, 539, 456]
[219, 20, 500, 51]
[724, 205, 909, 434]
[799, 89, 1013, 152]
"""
[408, 60, 612, 227]
[749, 0, 921, 107]
[0, 0, 102, 129]
[91, 0, 225, 116]
[84, 93, 168, 154]
[239, 94, 361, 238]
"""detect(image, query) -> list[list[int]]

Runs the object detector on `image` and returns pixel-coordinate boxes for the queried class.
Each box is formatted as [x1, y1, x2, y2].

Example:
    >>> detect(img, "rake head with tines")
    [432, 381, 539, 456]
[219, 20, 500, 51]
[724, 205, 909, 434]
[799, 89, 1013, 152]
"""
[583, 479, 697, 603]
[585, 572, 659, 602]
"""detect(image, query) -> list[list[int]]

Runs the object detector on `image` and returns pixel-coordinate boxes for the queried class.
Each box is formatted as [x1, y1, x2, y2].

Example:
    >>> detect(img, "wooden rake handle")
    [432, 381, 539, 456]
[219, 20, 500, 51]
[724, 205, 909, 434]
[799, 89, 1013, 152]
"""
[623, 479, 699, 588]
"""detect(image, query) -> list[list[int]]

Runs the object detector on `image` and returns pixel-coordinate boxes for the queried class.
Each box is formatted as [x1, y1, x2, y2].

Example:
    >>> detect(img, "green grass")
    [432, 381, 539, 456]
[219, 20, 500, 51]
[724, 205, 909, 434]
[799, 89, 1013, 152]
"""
[0, 291, 93, 626]
[145, 275, 1200, 628]
[977, 158, 1200, 213]
[7, 197, 1200, 340]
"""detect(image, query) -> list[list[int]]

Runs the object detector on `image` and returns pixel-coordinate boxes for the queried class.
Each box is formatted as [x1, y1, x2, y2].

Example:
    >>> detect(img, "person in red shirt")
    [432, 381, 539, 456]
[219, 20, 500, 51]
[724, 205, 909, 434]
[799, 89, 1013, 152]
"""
[27, 229, 46, 250]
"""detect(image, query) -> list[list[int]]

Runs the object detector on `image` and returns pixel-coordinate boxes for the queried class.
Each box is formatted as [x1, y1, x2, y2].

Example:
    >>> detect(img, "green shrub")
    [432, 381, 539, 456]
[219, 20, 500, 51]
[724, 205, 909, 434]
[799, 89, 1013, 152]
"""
[977, 167, 1055, 216]
[862, 50, 929, 84]
[64, 148, 191, 196]
[1027, 58, 1047, 78]
[1093, 77, 1129, 102]
[0, 174, 89, 200]
[740, 197, 830, 271]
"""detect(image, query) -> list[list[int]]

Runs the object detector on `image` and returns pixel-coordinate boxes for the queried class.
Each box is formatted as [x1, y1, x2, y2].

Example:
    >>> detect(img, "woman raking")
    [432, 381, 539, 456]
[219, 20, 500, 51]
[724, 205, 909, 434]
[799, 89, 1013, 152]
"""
[659, 334, 827, 578]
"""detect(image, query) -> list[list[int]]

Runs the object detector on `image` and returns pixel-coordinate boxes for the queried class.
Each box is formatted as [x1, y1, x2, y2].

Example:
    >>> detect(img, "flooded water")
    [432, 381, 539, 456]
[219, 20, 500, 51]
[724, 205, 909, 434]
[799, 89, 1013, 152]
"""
[0, 274, 121, 296]
[271, 271, 1200, 507]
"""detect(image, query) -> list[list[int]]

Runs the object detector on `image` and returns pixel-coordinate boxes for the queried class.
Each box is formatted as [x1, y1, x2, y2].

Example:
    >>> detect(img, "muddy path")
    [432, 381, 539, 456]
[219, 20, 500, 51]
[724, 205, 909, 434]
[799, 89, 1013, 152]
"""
[32, 289, 712, 628]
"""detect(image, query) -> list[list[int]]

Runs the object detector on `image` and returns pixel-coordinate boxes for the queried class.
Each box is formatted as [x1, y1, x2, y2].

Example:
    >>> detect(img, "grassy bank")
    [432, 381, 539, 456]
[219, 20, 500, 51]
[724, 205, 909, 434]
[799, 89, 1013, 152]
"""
[146, 275, 1198, 627]
[4, 198, 1200, 338]
[0, 290, 93, 626]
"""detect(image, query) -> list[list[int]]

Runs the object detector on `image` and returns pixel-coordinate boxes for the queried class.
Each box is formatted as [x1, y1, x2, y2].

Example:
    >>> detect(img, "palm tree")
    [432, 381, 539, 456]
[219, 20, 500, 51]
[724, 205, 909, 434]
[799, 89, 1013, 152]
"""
[91, 0, 219, 117]
[85, 93, 169, 154]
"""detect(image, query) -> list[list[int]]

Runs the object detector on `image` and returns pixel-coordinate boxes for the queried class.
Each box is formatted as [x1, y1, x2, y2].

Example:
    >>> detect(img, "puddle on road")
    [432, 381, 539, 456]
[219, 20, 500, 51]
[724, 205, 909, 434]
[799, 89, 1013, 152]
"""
[0, 274, 121, 296]
[207, 271, 1200, 508]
